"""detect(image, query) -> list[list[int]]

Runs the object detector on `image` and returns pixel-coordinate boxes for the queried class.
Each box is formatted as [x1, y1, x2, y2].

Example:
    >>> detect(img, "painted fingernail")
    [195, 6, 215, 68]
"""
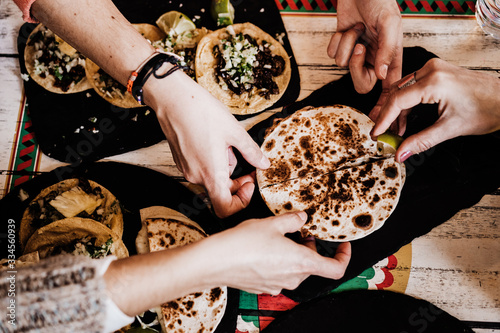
[354, 44, 363, 55]
[297, 211, 307, 221]
[399, 151, 413, 163]
[380, 64, 388, 79]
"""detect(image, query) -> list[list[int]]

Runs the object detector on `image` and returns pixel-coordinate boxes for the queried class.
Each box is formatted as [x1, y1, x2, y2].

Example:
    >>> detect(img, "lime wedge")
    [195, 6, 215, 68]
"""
[211, 0, 235, 26]
[156, 11, 196, 36]
[377, 132, 404, 155]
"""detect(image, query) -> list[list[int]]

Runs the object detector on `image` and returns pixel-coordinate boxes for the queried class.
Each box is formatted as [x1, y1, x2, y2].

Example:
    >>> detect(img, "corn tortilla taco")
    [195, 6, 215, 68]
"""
[19, 178, 123, 250]
[195, 23, 291, 115]
[23, 218, 128, 259]
[24, 24, 92, 94]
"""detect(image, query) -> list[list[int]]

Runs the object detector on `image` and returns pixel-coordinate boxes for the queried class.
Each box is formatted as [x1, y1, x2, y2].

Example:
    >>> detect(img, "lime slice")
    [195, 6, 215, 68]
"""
[377, 132, 404, 155]
[211, 0, 235, 26]
[156, 11, 196, 35]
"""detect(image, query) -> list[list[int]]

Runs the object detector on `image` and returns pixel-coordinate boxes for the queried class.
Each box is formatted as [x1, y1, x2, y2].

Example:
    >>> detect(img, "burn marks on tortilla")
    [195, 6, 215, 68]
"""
[353, 214, 373, 230]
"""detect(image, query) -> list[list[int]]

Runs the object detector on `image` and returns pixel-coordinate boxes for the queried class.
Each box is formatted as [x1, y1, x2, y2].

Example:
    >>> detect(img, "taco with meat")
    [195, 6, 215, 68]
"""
[85, 24, 165, 108]
[19, 178, 123, 250]
[23, 218, 128, 259]
[195, 23, 291, 115]
[24, 24, 92, 94]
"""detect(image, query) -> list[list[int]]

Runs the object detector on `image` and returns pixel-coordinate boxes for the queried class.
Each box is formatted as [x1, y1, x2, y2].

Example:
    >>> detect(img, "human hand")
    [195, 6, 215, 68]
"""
[208, 212, 351, 295]
[372, 58, 500, 162]
[144, 70, 270, 218]
[327, 0, 402, 93]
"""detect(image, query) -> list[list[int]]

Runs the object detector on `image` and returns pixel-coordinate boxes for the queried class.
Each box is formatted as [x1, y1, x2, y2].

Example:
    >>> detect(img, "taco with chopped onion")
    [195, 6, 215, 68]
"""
[24, 218, 128, 259]
[19, 178, 123, 250]
[195, 23, 291, 115]
[85, 24, 165, 108]
[24, 24, 92, 94]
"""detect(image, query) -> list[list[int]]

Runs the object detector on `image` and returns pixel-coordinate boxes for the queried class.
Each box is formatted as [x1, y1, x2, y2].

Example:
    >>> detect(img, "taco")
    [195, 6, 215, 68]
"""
[136, 206, 227, 333]
[23, 218, 128, 259]
[257, 105, 406, 242]
[19, 178, 123, 249]
[24, 24, 92, 94]
[152, 26, 209, 79]
[85, 24, 165, 108]
[195, 23, 291, 115]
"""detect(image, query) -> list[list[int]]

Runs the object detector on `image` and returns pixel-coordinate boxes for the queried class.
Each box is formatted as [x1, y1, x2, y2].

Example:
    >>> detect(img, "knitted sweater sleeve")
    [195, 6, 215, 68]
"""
[11, 0, 39, 23]
[0, 254, 132, 332]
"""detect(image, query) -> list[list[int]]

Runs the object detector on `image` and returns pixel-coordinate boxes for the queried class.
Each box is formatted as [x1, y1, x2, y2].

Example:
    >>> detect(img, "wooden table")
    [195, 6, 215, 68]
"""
[0, 1, 499, 332]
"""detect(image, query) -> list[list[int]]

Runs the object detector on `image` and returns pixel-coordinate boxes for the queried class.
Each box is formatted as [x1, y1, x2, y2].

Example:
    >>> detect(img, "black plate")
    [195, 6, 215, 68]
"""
[17, 0, 300, 164]
[0, 161, 238, 332]
[223, 47, 500, 302]
[262, 290, 473, 333]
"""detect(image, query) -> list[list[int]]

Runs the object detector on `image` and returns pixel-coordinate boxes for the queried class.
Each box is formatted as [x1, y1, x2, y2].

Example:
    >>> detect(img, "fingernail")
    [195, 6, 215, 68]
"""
[353, 44, 363, 55]
[399, 151, 413, 163]
[354, 22, 365, 31]
[297, 211, 307, 222]
[380, 64, 388, 80]
[261, 155, 271, 168]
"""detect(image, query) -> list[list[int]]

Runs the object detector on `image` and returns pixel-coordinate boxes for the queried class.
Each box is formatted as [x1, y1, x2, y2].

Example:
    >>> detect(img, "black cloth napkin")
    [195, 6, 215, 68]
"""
[223, 46, 500, 302]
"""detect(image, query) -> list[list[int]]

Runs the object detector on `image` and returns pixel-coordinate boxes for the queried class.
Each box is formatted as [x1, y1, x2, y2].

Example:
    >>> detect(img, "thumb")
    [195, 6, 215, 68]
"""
[272, 211, 308, 235]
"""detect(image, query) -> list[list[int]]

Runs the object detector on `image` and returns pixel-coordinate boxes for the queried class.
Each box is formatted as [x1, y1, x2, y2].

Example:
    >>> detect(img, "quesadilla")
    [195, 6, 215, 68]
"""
[23, 218, 128, 259]
[257, 105, 405, 241]
[24, 24, 92, 94]
[195, 23, 291, 115]
[85, 24, 165, 108]
[136, 206, 227, 333]
[20, 178, 123, 249]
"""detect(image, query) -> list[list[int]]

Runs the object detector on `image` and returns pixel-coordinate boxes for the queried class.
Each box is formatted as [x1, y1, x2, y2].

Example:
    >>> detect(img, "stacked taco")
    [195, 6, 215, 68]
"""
[136, 206, 227, 333]
[20, 178, 127, 259]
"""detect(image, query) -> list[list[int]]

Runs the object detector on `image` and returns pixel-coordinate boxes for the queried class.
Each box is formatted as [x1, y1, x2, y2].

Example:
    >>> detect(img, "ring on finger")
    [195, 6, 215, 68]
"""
[397, 71, 417, 90]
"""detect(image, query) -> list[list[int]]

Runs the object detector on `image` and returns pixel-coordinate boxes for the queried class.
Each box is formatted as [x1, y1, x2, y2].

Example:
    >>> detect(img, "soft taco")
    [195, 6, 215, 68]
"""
[195, 23, 291, 115]
[23, 218, 128, 259]
[257, 105, 406, 242]
[85, 24, 165, 108]
[20, 178, 123, 249]
[136, 206, 227, 333]
[24, 24, 92, 94]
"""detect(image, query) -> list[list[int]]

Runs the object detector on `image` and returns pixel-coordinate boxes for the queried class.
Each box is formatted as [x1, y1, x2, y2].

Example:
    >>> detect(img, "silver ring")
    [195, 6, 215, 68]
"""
[398, 72, 417, 90]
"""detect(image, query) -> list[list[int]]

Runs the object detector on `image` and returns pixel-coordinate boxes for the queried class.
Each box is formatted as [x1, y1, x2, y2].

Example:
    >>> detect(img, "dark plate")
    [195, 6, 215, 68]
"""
[223, 47, 500, 302]
[0, 161, 238, 332]
[17, 0, 300, 164]
[262, 290, 473, 333]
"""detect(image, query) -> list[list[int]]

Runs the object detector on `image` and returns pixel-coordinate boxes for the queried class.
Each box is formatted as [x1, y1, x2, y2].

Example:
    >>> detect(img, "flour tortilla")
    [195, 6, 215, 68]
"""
[136, 206, 227, 333]
[24, 24, 92, 94]
[195, 23, 291, 115]
[85, 24, 165, 108]
[23, 218, 128, 259]
[20, 178, 123, 249]
[257, 105, 406, 241]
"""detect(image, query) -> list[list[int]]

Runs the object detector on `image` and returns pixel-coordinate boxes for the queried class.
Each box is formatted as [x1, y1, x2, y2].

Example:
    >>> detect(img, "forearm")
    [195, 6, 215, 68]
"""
[103, 239, 224, 317]
[31, 0, 155, 86]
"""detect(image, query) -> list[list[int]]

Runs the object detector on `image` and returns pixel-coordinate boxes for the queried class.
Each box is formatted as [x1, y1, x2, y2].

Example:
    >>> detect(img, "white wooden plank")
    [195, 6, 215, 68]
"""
[0, 0, 24, 54]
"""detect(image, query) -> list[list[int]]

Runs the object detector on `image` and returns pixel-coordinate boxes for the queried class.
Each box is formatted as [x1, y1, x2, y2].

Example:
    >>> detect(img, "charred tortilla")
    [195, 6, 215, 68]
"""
[195, 23, 291, 115]
[23, 218, 128, 259]
[19, 178, 123, 249]
[24, 24, 92, 94]
[136, 206, 227, 333]
[257, 105, 405, 241]
[85, 24, 165, 108]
